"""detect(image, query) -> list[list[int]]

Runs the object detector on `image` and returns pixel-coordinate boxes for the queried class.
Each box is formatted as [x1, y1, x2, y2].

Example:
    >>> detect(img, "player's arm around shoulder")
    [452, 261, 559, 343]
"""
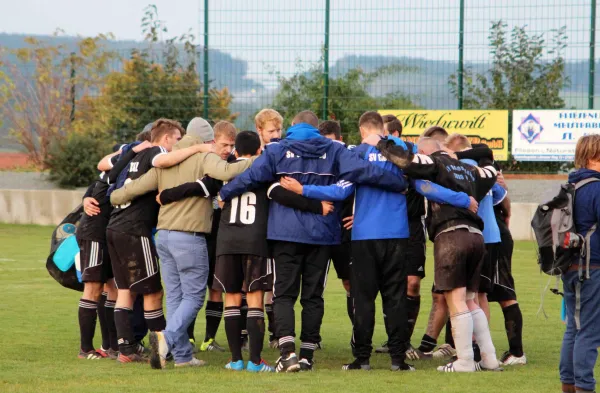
[110, 168, 159, 205]
[200, 152, 257, 181]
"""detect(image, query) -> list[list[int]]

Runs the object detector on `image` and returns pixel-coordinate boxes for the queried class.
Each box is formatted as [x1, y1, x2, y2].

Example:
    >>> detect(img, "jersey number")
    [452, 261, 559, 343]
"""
[115, 178, 133, 209]
[229, 192, 256, 225]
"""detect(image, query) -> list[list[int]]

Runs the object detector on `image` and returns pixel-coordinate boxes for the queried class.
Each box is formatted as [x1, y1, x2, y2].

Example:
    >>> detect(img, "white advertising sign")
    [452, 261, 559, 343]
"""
[512, 110, 600, 161]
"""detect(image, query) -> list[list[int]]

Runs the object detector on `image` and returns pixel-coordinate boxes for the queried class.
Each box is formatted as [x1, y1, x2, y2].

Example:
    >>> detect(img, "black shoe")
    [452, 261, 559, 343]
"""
[275, 353, 300, 373]
[342, 358, 371, 371]
[391, 361, 416, 372]
[299, 358, 314, 371]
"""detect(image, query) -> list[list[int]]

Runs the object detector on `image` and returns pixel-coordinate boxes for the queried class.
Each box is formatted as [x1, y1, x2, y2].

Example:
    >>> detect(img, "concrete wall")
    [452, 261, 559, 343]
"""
[0, 189, 539, 241]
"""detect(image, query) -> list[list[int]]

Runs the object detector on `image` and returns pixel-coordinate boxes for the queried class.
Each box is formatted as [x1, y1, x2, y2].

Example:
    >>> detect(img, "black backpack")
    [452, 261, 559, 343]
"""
[531, 178, 599, 278]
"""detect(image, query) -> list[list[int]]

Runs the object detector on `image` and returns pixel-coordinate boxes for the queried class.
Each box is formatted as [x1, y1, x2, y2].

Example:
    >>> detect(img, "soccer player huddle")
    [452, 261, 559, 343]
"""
[73, 108, 526, 373]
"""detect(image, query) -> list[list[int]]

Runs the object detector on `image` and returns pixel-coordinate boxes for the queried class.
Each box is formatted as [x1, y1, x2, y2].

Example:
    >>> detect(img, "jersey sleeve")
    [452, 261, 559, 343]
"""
[456, 146, 494, 163]
[492, 182, 508, 206]
[150, 146, 168, 167]
[472, 164, 498, 201]
[107, 149, 136, 185]
[219, 152, 274, 201]
[302, 180, 355, 202]
[267, 183, 323, 214]
[412, 179, 471, 209]
[376, 139, 440, 181]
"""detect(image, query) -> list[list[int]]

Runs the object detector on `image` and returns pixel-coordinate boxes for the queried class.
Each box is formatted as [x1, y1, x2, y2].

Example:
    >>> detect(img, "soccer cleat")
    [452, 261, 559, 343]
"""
[475, 362, 504, 372]
[405, 345, 433, 361]
[78, 349, 103, 360]
[117, 352, 146, 364]
[391, 360, 416, 372]
[375, 341, 389, 354]
[432, 344, 456, 359]
[134, 341, 150, 358]
[247, 359, 274, 373]
[342, 359, 371, 371]
[175, 357, 206, 368]
[200, 338, 225, 352]
[98, 347, 118, 359]
[500, 351, 527, 366]
[299, 358, 314, 371]
[149, 331, 169, 370]
[437, 360, 475, 373]
[275, 353, 301, 373]
[225, 360, 245, 371]
[189, 338, 199, 354]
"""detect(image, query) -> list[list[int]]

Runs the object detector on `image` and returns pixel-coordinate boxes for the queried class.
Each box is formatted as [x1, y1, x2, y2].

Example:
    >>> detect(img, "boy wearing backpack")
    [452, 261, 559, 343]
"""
[559, 134, 600, 393]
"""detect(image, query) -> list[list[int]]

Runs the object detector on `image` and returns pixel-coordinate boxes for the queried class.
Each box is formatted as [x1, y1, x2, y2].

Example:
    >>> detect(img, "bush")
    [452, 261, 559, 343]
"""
[46, 133, 111, 188]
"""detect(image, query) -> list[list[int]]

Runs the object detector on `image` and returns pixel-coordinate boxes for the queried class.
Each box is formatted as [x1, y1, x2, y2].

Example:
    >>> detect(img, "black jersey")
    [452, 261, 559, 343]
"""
[216, 159, 269, 257]
[107, 146, 167, 237]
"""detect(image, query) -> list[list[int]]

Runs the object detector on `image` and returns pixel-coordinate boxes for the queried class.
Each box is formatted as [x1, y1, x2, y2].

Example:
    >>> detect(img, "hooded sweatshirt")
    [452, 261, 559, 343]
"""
[568, 168, 600, 266]
[219, 123, 407, 245]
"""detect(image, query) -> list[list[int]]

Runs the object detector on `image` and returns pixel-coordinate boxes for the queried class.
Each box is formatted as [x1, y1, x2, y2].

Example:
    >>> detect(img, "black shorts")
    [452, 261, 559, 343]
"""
[488, 233, 517, 302]
[106, 229, 162, 294]
[479, 243, 500, 294]
[77, 238, 113, 283]
[212, 254, 273, 293]
[406, 218, 427, 278]
[433, 229, 485, 292]
[330, 243, 351, 280]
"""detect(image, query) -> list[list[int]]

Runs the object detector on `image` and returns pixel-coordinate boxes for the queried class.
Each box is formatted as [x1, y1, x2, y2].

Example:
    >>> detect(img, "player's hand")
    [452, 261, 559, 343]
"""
[156, 191, 163, 206]
[83, 197, 100, 216]
[468, 197, 479, 213]
[496, 171, 508, 190]
[362, 134, 381, 147]
[218, 200, 225, 209]
[321, 201, 334, 216]
[342, 215, 354, 230]
[132, 140, 152, 153]
[280, 176, 303, 195]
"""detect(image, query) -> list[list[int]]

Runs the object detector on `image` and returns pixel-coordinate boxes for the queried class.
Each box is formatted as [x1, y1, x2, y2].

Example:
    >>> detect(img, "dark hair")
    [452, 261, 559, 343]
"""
[359, 111, 384, 130]
[422, 126, 448, 139]
[150, 118, 185, 142]
[382, 114, 403, 136]
[136, 130, 151, 142]
[235, 131, 261, 156]
[292, 110, 319, 127]
[318, 120, 342, 140]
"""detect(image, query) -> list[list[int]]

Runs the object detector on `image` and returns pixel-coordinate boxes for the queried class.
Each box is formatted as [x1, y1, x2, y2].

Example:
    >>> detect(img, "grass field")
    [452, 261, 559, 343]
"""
[0, 223, 593, 393]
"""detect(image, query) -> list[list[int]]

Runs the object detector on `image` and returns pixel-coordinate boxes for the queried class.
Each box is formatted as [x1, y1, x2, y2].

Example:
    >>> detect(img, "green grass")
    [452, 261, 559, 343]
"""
[0, 223, 593, 393]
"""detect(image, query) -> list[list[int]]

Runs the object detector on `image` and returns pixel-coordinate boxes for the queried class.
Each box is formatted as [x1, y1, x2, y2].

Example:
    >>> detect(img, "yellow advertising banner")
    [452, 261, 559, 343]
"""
[378, 110, 510, 160]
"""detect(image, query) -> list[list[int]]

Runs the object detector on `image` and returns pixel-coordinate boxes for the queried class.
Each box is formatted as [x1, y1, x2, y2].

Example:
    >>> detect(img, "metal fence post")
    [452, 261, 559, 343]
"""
[458, 0, 465, 109]
[322, 0, 330, 120]
[70, 52, 76, 122]
[203, 0, 210, 119]
[590, 0, 597, 109]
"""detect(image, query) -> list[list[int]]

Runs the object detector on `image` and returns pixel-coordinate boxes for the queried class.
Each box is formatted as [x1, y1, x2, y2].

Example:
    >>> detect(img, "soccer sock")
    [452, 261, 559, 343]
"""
[144, 308, 166, 332]
[406, 295, 421, 340]
[418, 334, 437, 353]
[449, 311, 475, 371]
[78, 299, 98, 352]
[114, 307, 134, 355]
[105, 299, 118, 351]
[187, 316, 197, 342]
[265, 303, 276, 338]
[299, 342, 317, 361]
[278, 336, 295, 357]
[204, 301, 223, 341]
[224, 306, 243, 362]
[445, 319, 455, 348]
[346, 293, 354, 325]
[97, 292, 109, 350]
[240, 295, 248, 342]
[471, 308, 499, 369]
[502, 303, 524, 357]
[247, 308, 265, 365]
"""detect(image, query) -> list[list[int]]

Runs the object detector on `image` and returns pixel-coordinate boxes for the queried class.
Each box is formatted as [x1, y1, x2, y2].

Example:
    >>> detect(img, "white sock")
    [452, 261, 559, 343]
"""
[471, 308, 500, 369]
[450, 311, 475, 371]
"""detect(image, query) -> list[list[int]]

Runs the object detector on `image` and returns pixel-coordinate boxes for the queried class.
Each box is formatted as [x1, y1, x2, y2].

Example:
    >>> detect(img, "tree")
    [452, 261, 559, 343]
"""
[0, 33, 115, 168]
[103, 5, 238, 142]
[449, 21, 569, 110]
[272, 62, 418, 144]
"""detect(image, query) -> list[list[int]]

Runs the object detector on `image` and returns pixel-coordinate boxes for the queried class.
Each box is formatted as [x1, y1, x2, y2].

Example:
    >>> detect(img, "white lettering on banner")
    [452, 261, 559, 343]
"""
[512, 110, 600, 162]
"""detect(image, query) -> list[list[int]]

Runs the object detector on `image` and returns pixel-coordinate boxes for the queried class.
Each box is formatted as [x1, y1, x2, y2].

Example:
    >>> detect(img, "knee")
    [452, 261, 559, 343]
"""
[500, 300, 517, 308]
[342, 280, 351, 294]
[407, 277, 421, 297]
[84, 282, 104, 300]
[208, 289, 222, 302]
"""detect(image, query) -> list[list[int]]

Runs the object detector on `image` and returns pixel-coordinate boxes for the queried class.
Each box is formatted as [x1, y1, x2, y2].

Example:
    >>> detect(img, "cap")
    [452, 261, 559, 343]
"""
[186, 117, 214, 142]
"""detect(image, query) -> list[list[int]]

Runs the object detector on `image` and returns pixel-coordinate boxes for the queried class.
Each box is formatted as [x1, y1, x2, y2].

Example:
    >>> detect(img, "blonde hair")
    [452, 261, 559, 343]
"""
[255, 109, 283, 130]
[575, 134, 600, 169]
[213, 121, 237, 140]
[445, 133, 471, 151]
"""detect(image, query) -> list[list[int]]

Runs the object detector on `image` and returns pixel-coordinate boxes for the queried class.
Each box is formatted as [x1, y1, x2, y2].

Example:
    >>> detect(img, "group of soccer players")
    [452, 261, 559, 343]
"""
[72, 107, 526, 373]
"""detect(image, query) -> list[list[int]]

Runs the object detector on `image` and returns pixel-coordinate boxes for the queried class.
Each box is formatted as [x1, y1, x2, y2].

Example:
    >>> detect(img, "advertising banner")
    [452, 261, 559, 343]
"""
[379, 110, 509, 160]
[512, 110, 600, 161]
